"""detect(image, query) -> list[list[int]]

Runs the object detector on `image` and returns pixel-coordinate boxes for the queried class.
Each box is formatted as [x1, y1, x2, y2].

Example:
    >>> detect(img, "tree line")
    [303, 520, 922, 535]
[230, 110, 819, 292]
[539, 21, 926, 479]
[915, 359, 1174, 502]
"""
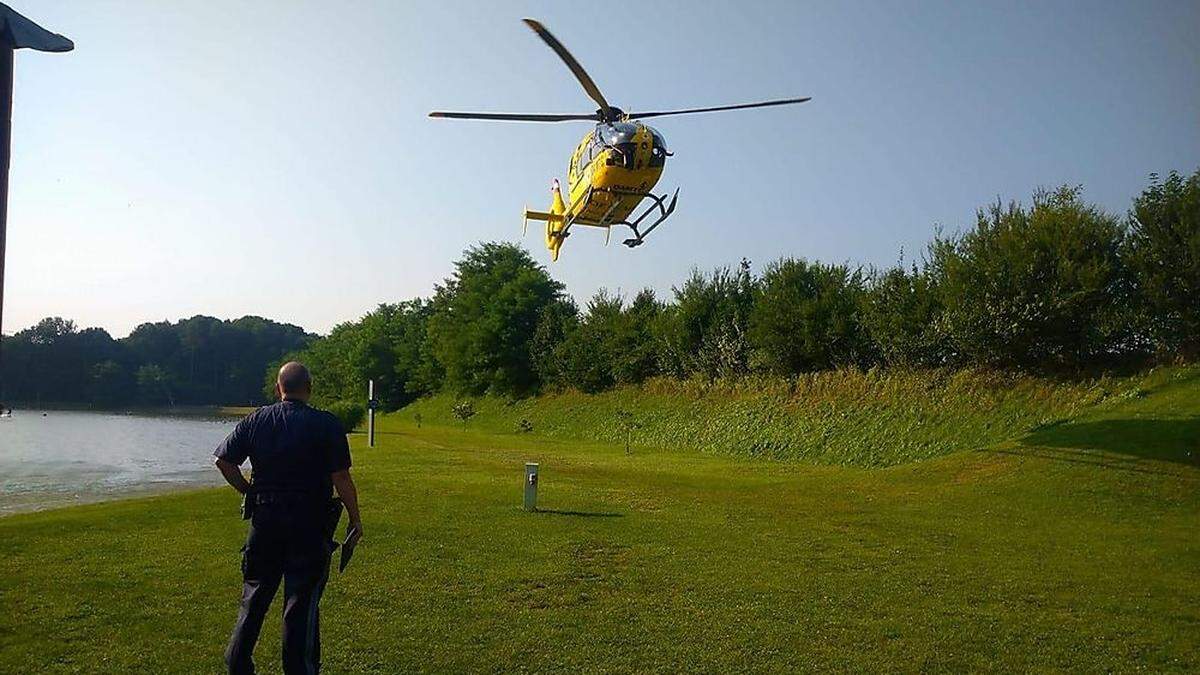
[4, 170, 1192, 411]
[280, 170, 1198, 413]
[0, 315, 313, 406]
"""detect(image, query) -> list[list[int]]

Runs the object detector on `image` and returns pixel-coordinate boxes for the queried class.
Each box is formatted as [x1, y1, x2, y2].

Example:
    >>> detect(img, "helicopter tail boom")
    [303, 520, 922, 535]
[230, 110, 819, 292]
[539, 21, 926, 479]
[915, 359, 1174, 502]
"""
[523, 180, 569, 261]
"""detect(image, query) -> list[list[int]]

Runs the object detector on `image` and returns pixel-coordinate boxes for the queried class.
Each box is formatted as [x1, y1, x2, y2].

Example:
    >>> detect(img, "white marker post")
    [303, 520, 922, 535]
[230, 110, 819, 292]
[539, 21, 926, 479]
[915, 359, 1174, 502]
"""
[367, 379, 376, 448]
[524, 463, 539, 511]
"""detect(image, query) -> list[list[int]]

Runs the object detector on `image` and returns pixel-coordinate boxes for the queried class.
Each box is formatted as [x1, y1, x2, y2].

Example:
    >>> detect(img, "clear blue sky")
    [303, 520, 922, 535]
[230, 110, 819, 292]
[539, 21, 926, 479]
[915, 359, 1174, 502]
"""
[6, 0, 1198, 337]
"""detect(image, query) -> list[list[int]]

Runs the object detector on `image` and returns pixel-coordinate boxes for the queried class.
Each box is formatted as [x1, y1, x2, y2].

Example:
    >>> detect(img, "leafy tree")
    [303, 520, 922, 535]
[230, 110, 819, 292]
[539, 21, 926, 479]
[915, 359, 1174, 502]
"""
[1, 315, 308, 406]
[657, 260, 757, 379]
[123, 315, 310, 405]
[560, 291, 624, 393]
[749, 258, 872, 374]
[222, 316, 315, 404]
[930, 186, 1126, 368]
[861, 263, 947, 367]
[1123, 169, 1200, 358]
[426, 242, 564, 396]
[89, 360, 134, 406]
[136, 364, 174, 406]
[287, 301, 438, 410]
[0, 318, 125, 404]
[256, 300, 446, 410]
[548, 289, 664, 393]
[612, 289, 664, 384]
[530, 297, 580, 390]
[28, 317, 78, 345]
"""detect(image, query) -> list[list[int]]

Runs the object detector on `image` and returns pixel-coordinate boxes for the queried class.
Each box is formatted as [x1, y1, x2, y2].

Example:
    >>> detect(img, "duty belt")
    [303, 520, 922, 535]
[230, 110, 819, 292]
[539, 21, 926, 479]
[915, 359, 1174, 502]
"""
[252, 492, 329, 506]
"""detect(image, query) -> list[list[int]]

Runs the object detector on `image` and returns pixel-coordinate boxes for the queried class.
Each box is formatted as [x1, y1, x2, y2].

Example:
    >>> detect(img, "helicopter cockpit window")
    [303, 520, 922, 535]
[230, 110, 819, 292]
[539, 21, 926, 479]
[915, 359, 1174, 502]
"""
[589, 137, 605, 165]
[625, 144, 639, 169]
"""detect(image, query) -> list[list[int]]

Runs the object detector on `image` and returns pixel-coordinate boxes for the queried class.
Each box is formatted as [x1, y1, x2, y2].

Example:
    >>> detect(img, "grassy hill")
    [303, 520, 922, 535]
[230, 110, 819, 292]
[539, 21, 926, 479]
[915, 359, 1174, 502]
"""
[403, 367, 1193, 466]
[1, 366, 1196, 671]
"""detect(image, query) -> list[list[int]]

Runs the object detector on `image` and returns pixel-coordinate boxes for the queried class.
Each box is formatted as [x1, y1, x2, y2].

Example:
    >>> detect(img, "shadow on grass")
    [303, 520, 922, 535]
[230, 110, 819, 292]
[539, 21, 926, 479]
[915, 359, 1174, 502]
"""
[989, 446, 1187, 476]
[993, 417, 1199, 473]
[535, 509, 624, 518]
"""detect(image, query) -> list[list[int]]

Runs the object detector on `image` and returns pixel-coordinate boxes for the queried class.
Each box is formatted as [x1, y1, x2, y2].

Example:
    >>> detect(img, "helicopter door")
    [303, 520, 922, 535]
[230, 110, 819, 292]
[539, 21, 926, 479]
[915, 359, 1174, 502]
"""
[570, 132, 599, 187]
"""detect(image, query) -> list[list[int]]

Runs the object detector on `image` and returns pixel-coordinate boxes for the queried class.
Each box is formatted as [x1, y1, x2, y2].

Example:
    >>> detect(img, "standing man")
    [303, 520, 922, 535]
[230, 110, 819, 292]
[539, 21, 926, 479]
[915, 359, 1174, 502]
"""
[214, 361, 363, 675]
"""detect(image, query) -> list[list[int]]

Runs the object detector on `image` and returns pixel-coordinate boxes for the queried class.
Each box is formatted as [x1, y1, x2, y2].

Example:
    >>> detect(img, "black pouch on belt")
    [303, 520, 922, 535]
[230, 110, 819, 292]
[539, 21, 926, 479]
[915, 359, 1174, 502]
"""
[324, 497, 344, 549]
[241, 489, 256, 520]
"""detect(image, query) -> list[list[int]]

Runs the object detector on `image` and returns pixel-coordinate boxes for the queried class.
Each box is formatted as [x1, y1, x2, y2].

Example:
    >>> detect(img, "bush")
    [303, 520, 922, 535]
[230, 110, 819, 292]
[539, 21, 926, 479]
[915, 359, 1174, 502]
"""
[325, 401, 365, 433]
[610, 289, 664, 385]
[749, 258, 872, 374]
[861, 264, 947, 367]
[530, 298, 580, 391]
[930, 186, 1126, 368]
[1124, 169, 1200, 358]
[561, 291, 626, 393]
[657, 260, 757, 378]
[452, 400, 477, 427]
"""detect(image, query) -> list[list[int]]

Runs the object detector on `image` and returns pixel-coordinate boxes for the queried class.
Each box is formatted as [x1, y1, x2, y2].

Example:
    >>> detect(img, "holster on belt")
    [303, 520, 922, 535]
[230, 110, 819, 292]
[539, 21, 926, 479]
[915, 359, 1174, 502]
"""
[240, 490, 256, 520]
[240, 475, 256, 520]
[325, 497, 344, 550]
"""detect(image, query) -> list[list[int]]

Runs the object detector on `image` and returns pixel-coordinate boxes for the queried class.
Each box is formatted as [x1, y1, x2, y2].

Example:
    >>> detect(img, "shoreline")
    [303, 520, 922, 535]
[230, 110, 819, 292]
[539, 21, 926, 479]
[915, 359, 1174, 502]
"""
[0, 476, 225, 517]
[0, 404, 255, 418]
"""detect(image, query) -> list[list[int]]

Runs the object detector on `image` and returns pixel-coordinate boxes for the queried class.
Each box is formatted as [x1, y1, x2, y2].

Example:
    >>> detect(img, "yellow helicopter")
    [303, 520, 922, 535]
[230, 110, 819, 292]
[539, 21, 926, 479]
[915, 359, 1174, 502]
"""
[431, 19, 811, 261]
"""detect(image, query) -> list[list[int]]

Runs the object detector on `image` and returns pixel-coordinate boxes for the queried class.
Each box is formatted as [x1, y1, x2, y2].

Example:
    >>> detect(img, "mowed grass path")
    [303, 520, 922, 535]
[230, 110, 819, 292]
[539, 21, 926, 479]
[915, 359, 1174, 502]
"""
[1, 382, 1198, 672]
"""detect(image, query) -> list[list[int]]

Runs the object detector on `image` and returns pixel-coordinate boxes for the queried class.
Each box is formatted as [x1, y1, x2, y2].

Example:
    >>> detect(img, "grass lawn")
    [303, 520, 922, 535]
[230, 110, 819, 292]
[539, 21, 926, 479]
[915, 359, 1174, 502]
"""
[1, 373, 1197, 672]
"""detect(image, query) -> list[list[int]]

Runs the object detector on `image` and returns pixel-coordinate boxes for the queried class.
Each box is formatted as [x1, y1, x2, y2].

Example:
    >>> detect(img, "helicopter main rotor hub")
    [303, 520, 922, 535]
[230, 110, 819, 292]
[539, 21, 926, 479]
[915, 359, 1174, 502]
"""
[598, 107, 625, 123]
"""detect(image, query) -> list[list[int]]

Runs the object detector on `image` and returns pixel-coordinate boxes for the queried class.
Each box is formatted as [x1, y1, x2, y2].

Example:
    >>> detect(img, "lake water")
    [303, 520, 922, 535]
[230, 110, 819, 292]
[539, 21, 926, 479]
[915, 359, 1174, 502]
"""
[0, 410, 238, 515]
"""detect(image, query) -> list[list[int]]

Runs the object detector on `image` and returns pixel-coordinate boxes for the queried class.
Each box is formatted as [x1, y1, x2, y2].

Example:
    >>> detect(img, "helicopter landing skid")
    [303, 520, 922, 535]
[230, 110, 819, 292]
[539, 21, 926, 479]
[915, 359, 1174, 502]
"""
[616, 188, 679, 248]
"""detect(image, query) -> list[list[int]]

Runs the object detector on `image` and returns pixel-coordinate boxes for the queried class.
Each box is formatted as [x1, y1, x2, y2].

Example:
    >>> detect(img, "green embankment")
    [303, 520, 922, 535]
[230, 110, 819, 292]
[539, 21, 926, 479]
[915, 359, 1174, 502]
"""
[404, 367, 1189, 466]
[1, 367, 1196, 671]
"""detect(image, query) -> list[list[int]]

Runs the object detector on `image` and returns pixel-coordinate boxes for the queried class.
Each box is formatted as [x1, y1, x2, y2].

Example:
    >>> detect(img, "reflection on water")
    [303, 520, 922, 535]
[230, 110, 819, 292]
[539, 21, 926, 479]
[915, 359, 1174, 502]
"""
[0, 409, 238, 514]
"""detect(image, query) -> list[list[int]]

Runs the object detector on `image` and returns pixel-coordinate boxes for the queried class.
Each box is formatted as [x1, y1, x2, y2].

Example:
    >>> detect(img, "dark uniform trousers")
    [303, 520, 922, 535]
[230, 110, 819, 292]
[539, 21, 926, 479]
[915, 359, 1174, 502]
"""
[225, 500, 333, 675]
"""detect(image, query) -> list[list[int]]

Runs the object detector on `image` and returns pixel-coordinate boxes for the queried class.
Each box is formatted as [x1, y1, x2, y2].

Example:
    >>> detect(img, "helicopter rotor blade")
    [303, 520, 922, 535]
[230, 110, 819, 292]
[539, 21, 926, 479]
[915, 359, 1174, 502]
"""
[429, 111, 601, 123]
[522, 18, 612, 114]
[626, 97, 812, 120]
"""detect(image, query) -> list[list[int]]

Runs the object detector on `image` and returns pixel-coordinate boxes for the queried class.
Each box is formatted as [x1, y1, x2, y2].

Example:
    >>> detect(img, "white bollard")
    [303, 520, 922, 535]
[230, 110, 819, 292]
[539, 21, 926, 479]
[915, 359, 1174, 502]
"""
[524, 463, 539, 511]
[367, 379, 376, 448]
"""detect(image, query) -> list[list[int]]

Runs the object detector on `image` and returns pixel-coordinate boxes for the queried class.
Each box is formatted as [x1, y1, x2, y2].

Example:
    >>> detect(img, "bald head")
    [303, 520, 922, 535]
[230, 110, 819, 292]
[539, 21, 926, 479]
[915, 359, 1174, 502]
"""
[276, 361, 312, 401]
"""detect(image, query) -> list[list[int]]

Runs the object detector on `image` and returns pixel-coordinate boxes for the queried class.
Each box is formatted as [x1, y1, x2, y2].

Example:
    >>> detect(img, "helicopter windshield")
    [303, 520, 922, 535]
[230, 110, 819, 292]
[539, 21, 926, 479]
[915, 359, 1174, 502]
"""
[598, 122, 638, 146]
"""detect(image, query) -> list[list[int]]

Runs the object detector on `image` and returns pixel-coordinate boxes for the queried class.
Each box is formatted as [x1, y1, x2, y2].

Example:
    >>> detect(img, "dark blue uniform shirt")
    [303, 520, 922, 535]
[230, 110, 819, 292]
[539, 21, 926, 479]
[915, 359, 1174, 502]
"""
[214, 400, 351, 497]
